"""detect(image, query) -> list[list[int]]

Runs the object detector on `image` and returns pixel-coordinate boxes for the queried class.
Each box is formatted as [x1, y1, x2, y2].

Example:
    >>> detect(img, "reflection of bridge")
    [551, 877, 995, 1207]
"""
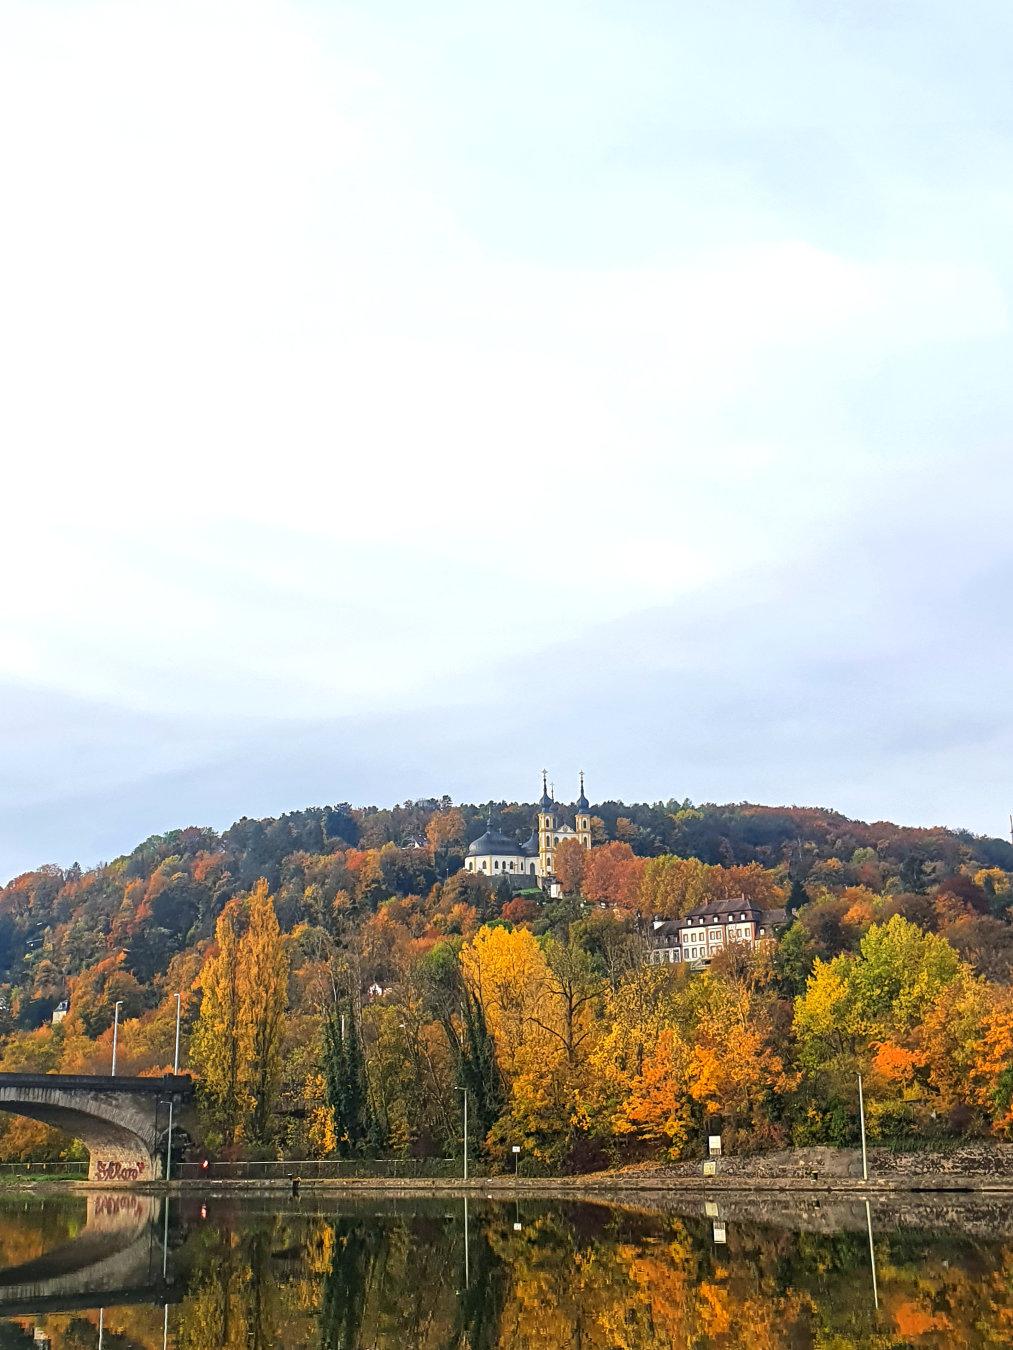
[0, 1073, 193, 1181]
[0, 1193, 179, 1316]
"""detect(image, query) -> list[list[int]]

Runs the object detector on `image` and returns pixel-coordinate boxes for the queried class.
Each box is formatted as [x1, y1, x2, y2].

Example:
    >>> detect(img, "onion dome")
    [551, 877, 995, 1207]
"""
[539, 769, 554, 811]
[575, 770, 589, 812]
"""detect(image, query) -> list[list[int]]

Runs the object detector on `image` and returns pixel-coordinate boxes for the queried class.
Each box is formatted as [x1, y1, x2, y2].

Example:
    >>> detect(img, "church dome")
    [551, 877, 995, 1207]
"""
[467, 828, 525, 858]
[575, 771, 589, 812]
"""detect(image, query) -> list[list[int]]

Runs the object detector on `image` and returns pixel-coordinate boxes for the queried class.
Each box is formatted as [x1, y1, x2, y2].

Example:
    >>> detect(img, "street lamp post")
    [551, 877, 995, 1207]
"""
[459, 1088, 468, 1181]
[110, 1002, 124, 1076]
[858, 1072, 869, 1182]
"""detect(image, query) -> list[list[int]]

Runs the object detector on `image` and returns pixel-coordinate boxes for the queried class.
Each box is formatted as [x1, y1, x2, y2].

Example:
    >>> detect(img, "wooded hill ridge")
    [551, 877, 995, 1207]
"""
[0, 794, 1012, 1166]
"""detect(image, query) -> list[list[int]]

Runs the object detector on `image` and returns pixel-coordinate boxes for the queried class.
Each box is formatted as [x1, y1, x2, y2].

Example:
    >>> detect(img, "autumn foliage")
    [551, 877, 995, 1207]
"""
[0, 792, 1010, 1165]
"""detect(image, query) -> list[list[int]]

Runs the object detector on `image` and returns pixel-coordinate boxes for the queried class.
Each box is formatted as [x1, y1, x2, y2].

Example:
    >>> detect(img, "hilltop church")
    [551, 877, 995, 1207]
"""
[462, 772, 593, 895]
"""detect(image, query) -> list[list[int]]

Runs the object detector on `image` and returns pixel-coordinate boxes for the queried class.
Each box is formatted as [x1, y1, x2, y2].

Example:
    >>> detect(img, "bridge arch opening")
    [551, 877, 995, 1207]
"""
[0, 1075, 193, 1181]
[0, 1101, 155, 1181]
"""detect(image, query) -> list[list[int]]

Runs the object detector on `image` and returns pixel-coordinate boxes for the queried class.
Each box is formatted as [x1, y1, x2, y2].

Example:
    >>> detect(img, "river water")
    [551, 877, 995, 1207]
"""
[0, 1189, 1009, 1346]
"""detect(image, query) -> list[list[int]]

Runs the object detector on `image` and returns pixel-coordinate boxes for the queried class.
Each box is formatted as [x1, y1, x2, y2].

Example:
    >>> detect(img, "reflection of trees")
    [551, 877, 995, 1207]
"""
[454, 1226, 504, 1350]
[175, 1218, 283, 1350]
[6, 1200, 1013, 1348]
[320, 1212, 491, 1349]
[320, 1220, 382, 1349]
[0, 1197, 83, 1270]
[484, 1209, 1013, 1349]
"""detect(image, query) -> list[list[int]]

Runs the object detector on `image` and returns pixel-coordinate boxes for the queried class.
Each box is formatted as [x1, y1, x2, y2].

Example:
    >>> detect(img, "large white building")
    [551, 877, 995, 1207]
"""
[462, 771, 593, 893]
[461, 821, 540, 883]
[648, 894, 788, 967]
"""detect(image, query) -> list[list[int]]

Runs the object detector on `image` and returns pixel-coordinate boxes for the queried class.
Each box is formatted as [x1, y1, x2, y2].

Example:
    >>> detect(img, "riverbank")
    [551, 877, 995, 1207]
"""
[14, 1172, 1013, 1199]
[160, 1140, 1013, 1196]
[155, 1170, 1008, 1196]
[7, 1142, 1013, 1197]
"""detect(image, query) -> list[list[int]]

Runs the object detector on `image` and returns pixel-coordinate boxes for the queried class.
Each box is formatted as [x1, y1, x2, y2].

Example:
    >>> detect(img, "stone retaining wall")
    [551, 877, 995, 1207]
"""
[660, 1141, 1013, 1182]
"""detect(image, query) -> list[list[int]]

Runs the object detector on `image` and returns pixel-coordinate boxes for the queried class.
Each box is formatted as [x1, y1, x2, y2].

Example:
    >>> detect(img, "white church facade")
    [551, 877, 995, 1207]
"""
[463, 771, 593, 894]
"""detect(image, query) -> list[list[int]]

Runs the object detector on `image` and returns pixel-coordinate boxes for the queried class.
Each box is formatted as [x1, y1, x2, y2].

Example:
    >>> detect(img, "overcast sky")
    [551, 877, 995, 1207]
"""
[2, 0, 1012, 880]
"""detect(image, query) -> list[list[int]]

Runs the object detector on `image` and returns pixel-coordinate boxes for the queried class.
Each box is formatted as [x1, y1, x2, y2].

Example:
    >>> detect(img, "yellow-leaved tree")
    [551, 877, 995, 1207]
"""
[579, 962, 678, 1137]
[244, 882, 289, 1142]
[190, 905, 247, 1147]
[461, 924, 583, 1161]
[191, 880, 288, 1149]
[460, 925, 553, 1081]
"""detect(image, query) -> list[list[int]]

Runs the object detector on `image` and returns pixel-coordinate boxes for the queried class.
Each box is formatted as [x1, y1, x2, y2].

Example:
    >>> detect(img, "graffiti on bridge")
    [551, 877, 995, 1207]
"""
[94, 1158, 148, 1182]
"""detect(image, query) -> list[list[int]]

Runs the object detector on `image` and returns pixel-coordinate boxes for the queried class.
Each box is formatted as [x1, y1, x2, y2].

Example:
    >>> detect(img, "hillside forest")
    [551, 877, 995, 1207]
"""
[1, 797, 1012, 1169]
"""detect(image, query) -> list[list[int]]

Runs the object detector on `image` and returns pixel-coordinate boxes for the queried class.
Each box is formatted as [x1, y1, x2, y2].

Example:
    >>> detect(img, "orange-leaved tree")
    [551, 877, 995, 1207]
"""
[553, 838, 587, 897]
[616, 1027, 693, 1154]
[582, 843, 645, 911]
[426, 808, 466, 857]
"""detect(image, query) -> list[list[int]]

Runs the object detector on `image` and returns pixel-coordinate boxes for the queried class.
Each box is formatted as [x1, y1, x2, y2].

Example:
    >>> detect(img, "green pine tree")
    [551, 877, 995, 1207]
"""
[324, 1002, 379, 1156]
[458, 987, 504, 1154]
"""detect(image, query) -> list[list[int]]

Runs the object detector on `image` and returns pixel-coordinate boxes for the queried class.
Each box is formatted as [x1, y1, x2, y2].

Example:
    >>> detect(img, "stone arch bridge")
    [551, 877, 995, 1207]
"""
[0, 1073, 193, 1181]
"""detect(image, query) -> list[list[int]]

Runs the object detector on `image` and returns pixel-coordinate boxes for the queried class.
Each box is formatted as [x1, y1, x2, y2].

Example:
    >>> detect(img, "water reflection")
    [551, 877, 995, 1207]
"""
[0, 1190, 1009, 1346]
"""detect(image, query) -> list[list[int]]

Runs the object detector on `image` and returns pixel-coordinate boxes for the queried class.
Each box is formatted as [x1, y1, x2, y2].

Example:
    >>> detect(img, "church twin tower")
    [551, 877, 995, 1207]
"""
[536, 769, 592, 879]
[462, 771, 593, 890]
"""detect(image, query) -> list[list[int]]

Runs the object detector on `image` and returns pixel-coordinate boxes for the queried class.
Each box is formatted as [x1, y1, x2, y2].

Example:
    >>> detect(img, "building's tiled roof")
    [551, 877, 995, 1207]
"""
[759, 907, 788, 929]
[684, 893, 760, 920]
[651, 919, 681, 940]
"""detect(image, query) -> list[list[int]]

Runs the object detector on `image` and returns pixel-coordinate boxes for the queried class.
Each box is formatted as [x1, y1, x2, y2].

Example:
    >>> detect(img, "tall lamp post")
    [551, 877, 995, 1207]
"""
[459, 1087, 468, 1182]
[110, 1001, 124, 1076]
[858, 1072, 869, 1182]
[165, 994, 182, 1181]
